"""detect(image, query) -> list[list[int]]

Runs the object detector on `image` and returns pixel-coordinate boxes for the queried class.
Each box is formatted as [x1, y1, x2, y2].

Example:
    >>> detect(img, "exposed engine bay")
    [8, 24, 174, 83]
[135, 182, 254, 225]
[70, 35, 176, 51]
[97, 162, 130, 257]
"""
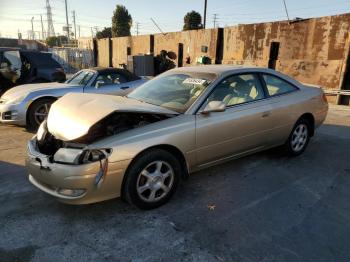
[37, 112, 172, 157]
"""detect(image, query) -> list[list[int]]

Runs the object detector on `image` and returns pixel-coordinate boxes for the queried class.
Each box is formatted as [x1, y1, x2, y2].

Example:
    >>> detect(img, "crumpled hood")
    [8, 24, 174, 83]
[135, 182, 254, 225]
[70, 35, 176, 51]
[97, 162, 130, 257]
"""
[1, 82, 78, 102]
[47, 93, 178, 141]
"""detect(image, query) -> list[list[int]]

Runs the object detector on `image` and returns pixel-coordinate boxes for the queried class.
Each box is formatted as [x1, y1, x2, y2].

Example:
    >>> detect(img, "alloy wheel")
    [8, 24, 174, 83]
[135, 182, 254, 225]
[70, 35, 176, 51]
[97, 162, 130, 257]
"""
[136, 161, 175, 203]
[291, 123, 308, 152]
[34, 103, 51, 126]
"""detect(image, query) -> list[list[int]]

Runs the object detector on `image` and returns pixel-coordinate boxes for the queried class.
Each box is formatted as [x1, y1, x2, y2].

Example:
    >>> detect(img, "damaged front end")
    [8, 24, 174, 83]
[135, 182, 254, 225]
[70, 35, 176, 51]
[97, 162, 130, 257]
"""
[26, 93, 177, 203]
[27, 115, 174, 203]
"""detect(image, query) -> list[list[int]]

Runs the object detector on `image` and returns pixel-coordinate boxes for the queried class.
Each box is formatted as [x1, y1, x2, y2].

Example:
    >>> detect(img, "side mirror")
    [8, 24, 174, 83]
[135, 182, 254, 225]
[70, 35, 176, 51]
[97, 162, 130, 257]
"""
[201, 101, 226, 114]
[95, 80, 105, 88]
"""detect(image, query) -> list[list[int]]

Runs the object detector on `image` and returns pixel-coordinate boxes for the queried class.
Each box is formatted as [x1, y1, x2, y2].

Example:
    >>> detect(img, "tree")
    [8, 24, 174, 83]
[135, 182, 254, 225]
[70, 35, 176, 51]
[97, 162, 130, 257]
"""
[112, 5, 132, 37]
[45, 35, 68, 47]
[96, 27, 112, 39]
[183, 11, 203, 31]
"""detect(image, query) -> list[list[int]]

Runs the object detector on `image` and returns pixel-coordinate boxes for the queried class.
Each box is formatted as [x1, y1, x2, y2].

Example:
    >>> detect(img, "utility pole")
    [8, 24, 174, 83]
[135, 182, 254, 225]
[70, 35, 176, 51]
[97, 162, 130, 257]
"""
[213, 14, 218, 28]
[31, 17, 34, 40]
[72, 10, 77, 39]
[283, 0, 290, 23]
[203, 0, 207, 29]
[78, 25, 80, 38]
[40, 15, 45, 40]
[91, 27, 94, 38]
[136, 22, 140, 36]
[64, 0, 70, 41]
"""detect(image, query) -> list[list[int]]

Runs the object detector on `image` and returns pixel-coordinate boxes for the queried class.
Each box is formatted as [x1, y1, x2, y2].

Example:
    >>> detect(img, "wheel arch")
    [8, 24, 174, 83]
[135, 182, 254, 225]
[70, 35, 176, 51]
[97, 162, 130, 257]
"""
[298, 113, 315, 136]
[120, 144, 189, 199]
[26, 96, 57, 126]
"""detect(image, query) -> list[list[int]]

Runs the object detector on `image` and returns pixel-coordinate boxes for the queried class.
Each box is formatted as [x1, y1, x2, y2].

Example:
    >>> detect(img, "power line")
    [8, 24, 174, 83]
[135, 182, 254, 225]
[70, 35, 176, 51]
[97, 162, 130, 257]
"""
[150, 18, 166, 35]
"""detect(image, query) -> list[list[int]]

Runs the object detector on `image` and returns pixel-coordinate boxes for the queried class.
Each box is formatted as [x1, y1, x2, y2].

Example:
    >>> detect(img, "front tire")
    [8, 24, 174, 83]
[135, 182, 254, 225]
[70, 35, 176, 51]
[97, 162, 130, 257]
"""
[284, 119, 311, 156]
[123, 149, 181, 209]
[27, 98, 55, 130]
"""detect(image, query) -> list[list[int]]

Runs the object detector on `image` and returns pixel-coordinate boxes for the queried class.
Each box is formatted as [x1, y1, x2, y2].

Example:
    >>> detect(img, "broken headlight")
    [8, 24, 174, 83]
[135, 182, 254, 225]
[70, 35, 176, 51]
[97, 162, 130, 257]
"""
[79, 148, 112, 164]
[79, 149, 112, 187]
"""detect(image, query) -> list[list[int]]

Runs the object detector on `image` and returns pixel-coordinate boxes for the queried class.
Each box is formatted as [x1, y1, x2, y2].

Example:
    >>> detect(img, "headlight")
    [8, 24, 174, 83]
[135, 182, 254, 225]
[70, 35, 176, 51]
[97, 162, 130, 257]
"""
[79, 148, 112, 164]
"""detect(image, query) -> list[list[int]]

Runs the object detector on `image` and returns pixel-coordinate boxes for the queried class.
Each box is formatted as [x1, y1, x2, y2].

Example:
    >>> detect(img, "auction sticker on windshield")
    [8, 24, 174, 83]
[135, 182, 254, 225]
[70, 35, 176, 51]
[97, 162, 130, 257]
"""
[183, 78, 208, 85]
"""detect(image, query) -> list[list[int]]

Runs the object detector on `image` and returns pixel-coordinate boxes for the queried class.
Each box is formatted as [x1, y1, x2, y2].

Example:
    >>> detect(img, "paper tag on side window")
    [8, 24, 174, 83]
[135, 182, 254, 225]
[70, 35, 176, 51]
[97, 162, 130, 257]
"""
[183, 78, 208, 85]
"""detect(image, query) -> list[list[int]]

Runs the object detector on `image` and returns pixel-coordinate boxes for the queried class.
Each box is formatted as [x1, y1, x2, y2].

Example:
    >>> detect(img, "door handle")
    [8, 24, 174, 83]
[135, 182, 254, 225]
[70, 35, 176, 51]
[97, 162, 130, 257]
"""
[121, 86, 130, 90]
[262, 111, 271, 118]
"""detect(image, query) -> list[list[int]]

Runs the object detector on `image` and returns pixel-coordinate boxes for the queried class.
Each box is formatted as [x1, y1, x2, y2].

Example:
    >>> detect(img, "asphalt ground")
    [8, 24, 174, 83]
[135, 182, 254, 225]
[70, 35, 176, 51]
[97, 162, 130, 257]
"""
[0, 105, 350, 262]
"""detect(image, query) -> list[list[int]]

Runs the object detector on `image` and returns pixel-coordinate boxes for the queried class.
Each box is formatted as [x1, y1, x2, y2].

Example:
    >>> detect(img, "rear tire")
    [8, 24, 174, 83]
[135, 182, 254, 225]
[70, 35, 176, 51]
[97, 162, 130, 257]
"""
[284, 118, 311, 156]
[27, 98, 55, 131]
[123, 149, 181, 209]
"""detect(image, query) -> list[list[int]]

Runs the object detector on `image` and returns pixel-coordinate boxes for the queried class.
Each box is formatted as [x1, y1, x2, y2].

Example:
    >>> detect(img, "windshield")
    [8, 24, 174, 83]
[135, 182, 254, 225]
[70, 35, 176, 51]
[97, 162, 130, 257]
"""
[128, 72, 217, 113]
[66, 70, 95, 85]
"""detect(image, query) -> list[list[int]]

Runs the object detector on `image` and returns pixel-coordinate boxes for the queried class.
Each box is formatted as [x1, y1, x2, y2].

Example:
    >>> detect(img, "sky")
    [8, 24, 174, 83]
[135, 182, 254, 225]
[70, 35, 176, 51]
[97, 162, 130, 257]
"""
[0, 0, 350, 39]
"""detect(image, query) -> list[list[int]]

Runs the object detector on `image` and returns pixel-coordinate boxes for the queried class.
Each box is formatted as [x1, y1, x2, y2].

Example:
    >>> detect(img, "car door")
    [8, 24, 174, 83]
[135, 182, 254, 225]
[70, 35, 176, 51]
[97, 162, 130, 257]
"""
[195, 73, 275, 167]
[260, 73, 301, 146]
[84, 72, 131, 96]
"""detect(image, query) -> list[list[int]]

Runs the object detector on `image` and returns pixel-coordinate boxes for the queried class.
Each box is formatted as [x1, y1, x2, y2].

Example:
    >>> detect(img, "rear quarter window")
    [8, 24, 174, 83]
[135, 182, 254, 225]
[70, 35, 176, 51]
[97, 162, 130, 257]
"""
[262, 74, 298, 96]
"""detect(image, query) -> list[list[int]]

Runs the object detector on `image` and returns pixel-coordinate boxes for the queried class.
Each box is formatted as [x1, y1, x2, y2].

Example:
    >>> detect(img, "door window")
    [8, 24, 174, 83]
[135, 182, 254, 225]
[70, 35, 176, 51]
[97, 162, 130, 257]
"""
[207, 74, 265, 106]
[262, 74, 297, 96]
[94, 73, 127, 87]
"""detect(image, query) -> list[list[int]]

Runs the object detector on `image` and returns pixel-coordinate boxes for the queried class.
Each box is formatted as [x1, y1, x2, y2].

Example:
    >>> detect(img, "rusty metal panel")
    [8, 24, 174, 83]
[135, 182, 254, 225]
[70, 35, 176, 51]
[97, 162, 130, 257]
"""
[223, 13, 350, 90]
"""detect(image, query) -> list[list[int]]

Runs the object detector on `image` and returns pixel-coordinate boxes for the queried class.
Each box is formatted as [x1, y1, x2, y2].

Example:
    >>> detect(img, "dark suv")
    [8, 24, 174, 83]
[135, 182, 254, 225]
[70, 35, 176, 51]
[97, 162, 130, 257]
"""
[0, 48, 66, 95]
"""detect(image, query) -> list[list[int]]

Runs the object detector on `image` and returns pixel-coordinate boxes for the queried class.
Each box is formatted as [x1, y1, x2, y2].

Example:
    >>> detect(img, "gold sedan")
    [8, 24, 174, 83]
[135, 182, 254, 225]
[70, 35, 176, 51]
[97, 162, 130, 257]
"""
[26, 66, 328, 209]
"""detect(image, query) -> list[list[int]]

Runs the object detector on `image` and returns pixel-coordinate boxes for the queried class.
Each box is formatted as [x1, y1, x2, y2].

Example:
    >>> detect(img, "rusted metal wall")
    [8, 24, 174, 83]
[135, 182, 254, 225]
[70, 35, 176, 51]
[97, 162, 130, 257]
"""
[223, 13, 350, 96]
[154, 28, 219, 66]
[97, 13, 350, 103]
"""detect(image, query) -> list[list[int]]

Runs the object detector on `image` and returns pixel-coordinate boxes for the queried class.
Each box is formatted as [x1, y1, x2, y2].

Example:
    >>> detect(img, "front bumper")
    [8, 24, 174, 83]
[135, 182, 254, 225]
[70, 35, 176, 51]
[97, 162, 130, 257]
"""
[26, 138, 132, 204]
[0, 101, 27, 126]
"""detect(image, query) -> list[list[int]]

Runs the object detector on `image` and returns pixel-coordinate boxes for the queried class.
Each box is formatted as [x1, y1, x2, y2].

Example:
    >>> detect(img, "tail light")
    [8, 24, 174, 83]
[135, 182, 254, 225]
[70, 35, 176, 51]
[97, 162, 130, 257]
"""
[322, 93, 328, 104]
[55, 68, 65, 74]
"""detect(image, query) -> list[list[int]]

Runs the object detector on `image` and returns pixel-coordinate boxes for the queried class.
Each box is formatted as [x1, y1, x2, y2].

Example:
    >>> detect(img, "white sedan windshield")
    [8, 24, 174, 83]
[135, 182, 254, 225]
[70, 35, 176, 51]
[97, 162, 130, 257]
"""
[128, 72, 217, 113]
[66, 70, 95, 86]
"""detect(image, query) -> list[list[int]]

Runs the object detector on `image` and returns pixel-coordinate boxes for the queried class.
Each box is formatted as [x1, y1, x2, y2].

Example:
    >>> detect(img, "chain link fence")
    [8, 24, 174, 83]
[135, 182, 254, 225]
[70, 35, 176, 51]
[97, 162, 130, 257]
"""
[50, 47, 95, 74]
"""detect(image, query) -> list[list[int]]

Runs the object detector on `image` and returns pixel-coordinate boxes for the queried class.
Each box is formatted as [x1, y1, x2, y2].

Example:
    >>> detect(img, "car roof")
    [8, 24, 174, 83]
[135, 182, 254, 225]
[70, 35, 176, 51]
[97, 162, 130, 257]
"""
[91, 67, 125, 74]
[171, 65, 277, 75]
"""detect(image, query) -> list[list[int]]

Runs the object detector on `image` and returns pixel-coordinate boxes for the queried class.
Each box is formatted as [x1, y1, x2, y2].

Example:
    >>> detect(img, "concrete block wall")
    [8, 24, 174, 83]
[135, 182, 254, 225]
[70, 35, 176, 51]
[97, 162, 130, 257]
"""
[111, 35, 152, 67]
[97, 38, 110, 67]
[154, 28, 220, 66]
